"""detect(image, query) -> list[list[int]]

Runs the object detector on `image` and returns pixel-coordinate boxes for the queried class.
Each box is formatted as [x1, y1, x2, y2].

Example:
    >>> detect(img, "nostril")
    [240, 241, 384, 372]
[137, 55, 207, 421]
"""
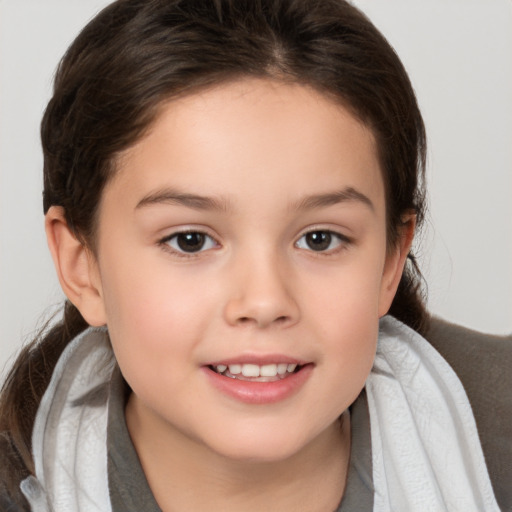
[236, 315, 289, 326]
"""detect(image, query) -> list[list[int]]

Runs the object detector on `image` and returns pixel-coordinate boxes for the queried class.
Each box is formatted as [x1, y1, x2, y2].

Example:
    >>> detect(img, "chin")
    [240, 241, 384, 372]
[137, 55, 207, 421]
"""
[203, 425, 320, 465]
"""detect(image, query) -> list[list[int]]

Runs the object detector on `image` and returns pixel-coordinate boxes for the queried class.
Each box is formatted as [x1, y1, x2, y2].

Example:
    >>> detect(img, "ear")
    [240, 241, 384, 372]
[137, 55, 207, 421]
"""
[45, 206, 107, 326]
[378, 213, 416, 317]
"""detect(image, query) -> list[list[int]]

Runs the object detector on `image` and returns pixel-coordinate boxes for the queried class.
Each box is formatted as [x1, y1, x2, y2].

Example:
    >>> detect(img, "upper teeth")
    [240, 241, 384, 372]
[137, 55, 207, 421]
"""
[215, 363, 298, 378]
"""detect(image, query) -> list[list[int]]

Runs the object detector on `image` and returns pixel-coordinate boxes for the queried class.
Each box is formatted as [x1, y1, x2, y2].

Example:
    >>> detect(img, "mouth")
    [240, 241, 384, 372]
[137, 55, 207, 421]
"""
[208, 362, 304, 382]
[204, 360, 313, 404]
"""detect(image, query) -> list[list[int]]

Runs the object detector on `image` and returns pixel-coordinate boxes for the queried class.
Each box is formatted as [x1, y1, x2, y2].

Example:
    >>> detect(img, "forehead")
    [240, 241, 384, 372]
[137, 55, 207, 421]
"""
[108, 78, 384, 214]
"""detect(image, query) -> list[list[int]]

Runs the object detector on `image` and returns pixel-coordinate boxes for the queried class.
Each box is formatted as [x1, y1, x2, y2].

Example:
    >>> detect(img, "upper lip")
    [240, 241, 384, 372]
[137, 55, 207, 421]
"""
[205, 354, 309, 366]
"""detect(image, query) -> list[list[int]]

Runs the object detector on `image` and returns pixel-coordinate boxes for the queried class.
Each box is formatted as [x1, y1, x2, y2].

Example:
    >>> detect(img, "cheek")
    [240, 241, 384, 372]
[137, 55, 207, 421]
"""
[301, 253, 385, 398]
[324, 293, 379, 373]
[305, 250, 386, 326]
[100, 244, 210, 326]
[97, 252, 217, 375]
[324, 313, 378, 412]
[100, 271, 205, 406]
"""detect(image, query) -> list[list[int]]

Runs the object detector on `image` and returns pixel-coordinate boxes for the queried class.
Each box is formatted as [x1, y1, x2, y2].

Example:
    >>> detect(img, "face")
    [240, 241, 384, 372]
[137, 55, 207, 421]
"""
[89, 79, 405, 463]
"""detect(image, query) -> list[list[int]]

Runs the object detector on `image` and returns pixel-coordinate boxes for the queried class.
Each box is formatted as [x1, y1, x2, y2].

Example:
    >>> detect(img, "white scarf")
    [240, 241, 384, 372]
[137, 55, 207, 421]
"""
[367, 316, 500, 511]
[21, 327, 114, 512]
[21, 317, 500, 512]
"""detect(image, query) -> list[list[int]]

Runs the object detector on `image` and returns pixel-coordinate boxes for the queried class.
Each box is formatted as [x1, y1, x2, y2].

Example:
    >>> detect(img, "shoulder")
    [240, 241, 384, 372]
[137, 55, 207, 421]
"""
[425, 317, 512, 408]
[0, 435, 31, 512]
[424, 317, 512, 510]
[425, 316, 512, 393]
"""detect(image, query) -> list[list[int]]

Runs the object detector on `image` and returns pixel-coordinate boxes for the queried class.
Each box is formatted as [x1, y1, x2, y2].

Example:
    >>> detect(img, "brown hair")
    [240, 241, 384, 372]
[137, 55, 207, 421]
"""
[0, 0, 427, 504]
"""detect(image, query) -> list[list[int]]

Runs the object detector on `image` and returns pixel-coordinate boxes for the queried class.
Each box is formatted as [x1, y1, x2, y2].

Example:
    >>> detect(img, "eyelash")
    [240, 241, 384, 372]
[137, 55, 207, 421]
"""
[159, 228, 351, 258]
[295, 229, 351, 255]
[159, 230, 219, 258]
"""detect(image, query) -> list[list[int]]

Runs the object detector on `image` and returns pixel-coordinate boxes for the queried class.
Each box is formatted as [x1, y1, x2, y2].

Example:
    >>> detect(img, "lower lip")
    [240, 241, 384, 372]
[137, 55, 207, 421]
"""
[202, 365, 313, 404]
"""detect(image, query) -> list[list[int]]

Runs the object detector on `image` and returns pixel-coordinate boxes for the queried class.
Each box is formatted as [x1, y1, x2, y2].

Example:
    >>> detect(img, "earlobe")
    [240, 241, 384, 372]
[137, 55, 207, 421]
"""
[378, 213, 416, 317]
[45, 206, 107, 326]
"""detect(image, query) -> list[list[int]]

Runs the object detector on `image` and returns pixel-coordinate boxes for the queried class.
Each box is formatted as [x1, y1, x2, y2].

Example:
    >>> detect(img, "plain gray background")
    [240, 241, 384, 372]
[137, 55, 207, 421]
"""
[1, 0, 511, 379]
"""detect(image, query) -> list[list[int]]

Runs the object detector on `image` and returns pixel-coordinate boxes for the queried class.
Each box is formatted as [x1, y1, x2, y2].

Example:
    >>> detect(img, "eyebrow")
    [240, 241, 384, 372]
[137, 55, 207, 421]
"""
[294, 187, 374, 212]
[135, 185, 374, 213]
[135, 188, 230, 212]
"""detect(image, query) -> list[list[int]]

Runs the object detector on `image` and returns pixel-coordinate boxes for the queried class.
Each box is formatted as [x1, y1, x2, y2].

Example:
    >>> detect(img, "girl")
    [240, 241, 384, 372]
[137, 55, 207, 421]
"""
[0, 1, 509, 510]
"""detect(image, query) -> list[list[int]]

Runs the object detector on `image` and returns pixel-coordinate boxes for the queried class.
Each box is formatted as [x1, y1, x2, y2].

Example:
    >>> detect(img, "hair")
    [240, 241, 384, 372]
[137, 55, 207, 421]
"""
[0, 0, 427, 505]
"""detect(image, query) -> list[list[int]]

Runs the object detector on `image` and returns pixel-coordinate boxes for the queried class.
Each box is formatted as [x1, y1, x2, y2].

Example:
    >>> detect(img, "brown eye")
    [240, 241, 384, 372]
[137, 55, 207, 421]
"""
[177, 232, 205, 252]
[166, 232, 216, 253]
[296, 230, 346, 252]
[305, 231, 332, 251]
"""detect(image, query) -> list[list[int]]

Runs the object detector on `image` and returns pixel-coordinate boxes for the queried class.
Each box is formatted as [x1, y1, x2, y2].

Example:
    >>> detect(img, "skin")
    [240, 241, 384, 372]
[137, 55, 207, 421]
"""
[46, 79, 414, 511]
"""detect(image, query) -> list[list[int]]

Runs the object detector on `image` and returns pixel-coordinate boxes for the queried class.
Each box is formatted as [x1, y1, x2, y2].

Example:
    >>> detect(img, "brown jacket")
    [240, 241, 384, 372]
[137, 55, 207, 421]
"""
[426, 318, 512, 510]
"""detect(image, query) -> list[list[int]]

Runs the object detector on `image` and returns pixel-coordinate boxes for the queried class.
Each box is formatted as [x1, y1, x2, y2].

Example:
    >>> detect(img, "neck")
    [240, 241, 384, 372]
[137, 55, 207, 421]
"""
[126, 396, 351, 512]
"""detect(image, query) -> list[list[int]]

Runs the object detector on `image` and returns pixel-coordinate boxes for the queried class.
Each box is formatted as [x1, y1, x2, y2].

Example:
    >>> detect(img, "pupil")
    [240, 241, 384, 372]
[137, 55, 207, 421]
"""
[306, 231, 331, 251]
[177, 232, 205, 252]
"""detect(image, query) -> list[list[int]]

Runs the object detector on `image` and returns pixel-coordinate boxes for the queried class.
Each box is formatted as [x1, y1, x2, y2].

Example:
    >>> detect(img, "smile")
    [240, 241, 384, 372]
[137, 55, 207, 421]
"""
[203, 361, 313, 404]
[210, 363, 301, 382]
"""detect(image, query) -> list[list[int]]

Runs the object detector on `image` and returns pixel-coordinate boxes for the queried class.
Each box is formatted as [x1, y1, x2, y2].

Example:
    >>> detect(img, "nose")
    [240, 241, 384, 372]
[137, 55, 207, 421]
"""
[223, 252, 300, 329]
